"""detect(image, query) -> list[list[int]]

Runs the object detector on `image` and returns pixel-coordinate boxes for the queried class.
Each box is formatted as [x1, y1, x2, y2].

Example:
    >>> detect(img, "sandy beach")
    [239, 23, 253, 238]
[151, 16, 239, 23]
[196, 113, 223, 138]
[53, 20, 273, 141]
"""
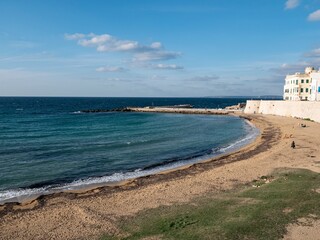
[1, 113, 320, 240]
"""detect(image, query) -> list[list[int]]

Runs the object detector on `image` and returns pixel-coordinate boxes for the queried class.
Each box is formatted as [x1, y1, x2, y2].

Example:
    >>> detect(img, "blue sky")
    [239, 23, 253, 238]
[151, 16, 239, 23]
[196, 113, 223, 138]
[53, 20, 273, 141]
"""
[1, 0, 320, 97]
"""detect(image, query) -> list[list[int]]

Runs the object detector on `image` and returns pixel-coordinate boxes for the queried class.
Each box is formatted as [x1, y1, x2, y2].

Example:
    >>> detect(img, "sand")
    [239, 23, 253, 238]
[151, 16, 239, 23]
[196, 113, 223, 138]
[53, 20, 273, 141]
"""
[284, 217, 320, 240]
[0, 113, 320, 240]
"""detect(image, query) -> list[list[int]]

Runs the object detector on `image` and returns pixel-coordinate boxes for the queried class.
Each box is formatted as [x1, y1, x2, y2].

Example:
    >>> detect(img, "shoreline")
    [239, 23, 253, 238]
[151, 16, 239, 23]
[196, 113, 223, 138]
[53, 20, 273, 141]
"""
[0, 113, 267, 213]
[0, 112, 257, 205]
[2, 113, 320, 239]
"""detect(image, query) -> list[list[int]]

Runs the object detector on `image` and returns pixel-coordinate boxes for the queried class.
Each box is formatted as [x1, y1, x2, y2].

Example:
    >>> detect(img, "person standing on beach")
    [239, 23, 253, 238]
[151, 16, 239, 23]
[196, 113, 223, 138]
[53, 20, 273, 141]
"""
[291, 141, 295, 149]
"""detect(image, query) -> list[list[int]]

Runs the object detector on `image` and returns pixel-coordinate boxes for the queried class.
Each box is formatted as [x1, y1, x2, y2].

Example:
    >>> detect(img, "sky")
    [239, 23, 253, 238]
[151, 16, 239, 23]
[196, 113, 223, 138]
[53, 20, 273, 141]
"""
[1, 0, 320, 97]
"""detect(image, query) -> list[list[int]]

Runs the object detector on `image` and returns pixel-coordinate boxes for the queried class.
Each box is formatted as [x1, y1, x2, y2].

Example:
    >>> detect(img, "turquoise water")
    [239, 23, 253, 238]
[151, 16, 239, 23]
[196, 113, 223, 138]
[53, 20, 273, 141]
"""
[0, 97, 258, 203]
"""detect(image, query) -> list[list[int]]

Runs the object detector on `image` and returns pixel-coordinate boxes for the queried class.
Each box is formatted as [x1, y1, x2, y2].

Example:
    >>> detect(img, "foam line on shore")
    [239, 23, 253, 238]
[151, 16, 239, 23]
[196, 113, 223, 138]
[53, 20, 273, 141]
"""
[0, 116, 258, 204]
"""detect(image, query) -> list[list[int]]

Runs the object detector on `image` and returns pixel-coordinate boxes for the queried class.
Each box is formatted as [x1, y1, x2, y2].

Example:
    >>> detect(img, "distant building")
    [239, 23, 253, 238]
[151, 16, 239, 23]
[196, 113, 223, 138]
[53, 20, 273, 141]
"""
[310, 71, 320, 101]
[283, 67, 319, 101]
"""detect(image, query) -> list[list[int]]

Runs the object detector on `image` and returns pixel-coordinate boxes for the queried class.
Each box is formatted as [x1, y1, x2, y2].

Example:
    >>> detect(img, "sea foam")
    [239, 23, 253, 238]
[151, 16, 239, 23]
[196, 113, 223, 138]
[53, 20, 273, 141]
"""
[0, 119, 259, 204]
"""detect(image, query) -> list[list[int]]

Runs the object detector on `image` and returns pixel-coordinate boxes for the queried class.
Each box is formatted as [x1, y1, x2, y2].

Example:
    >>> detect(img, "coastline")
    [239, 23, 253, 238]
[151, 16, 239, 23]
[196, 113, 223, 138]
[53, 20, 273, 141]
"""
[1, 113, 320, 239]
[0, 112, 257, 205]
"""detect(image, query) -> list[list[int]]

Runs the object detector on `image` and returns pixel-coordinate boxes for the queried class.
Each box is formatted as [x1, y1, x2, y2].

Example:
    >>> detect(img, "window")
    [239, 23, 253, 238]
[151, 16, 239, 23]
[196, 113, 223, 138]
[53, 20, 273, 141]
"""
[301, 88, 303, 93]
[306, 79, 309, 83]
[306, 88, 309, 93]
[301, 79, 304, 83]
[296, 80, 298, 85]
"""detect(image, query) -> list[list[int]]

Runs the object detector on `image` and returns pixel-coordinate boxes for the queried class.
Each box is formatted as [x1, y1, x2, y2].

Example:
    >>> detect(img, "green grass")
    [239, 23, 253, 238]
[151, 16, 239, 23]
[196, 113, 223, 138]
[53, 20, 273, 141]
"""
[101, 169, 320, 240]
[303, 118, 314, 122]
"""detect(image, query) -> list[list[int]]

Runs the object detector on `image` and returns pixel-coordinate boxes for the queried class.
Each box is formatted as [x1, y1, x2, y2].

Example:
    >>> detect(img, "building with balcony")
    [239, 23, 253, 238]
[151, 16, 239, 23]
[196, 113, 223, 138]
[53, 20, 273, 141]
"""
[283, 67, 315, 101]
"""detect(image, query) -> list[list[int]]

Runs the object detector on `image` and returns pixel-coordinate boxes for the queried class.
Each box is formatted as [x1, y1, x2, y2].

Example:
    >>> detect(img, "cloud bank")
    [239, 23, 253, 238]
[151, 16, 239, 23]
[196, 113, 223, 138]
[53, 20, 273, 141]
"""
[153, 64, 184, 70]
[65, 33, 181, 62]
[304, 48, 320, 58]
[96, 66, 127, 72]
[271, 47, 320, 75]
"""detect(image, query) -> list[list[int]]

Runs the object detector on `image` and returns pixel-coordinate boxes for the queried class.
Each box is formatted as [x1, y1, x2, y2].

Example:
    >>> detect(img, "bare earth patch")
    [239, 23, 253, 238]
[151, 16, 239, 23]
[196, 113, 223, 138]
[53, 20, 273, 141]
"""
[313, 188, 320, 193]
[284, 217, 320, 240]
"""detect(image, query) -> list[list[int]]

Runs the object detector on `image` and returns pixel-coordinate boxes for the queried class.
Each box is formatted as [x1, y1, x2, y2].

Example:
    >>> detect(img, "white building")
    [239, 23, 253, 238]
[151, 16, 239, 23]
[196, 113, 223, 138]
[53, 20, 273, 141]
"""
[310, 71, 320, 101]
[283, 67, 313, 101]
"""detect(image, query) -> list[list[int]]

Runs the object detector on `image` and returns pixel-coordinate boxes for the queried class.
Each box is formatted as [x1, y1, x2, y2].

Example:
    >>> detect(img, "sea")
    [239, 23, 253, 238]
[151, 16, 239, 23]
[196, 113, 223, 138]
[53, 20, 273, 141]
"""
[0, 97, 262, 203]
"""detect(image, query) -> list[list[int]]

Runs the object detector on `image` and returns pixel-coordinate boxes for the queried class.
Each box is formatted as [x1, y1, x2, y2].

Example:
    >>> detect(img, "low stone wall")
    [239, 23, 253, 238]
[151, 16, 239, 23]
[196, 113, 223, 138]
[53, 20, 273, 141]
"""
[244, 100, 320, 122]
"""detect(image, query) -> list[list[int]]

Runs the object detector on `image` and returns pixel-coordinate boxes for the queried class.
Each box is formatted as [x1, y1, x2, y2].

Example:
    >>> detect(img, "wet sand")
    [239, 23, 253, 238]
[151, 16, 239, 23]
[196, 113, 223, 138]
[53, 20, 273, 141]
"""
[1, 113, 320, 240]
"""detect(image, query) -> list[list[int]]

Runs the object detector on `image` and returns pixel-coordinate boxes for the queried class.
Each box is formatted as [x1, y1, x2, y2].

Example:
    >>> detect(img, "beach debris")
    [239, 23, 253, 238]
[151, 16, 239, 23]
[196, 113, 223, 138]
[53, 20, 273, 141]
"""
[283, 208, 293, 214]
[260, 175, 273, 184]
[252, 176, 274, 187]
[291, 141, 296, 149]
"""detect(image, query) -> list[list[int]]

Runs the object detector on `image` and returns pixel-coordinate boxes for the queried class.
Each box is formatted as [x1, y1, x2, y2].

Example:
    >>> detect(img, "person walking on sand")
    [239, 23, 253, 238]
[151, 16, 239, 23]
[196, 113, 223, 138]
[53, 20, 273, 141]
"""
[291, 141, 295, 149]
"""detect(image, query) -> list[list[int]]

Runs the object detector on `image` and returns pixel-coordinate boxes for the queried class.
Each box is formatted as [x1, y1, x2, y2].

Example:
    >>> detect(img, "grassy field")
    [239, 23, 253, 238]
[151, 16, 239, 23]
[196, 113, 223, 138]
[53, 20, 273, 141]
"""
[102, 169, 320, 240]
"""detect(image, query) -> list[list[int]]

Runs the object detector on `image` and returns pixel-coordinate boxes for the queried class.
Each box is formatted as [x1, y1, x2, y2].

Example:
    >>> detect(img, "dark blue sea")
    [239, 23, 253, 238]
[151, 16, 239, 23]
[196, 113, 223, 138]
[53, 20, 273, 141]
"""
[0, 97, 260, 203]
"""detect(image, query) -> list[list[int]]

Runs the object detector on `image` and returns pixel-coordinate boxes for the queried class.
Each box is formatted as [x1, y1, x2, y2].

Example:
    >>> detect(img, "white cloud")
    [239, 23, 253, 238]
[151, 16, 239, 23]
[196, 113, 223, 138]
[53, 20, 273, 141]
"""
[133, 51, 181, 62]
[66, 33, 163, 53]
[151, 74, 168, 80]
[65, 33, 181, 63]
[150, 42, 162, 49]
[308, 9, 320, 21]
[153, 64, 183, 70]
[96, 66, 127, 72]
[285, 0, 300, 9]
[270, 62, 309, 74]
[116, 41, 139, 51]
[64, 33, 86, 40]
[79, 34, 112, 47]
[270, 61, 320, 75]
[304, 48, 320, 57]
[270, 46, 320, 75]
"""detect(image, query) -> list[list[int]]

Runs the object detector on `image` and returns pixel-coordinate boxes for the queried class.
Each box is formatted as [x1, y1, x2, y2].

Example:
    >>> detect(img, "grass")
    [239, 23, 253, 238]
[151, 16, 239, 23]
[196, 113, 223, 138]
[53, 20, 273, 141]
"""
[303, 118, 314, 122]
[101, 169, 320, 240]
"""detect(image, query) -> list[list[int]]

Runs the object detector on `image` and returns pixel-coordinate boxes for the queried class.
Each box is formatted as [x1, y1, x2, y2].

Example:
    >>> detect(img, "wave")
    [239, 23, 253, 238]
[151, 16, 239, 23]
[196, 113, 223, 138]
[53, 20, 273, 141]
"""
[0, 188, 50, 203]
[217, 125, 258, 153]
[0, 120, 259, 204]
[71, 111, 82, 114]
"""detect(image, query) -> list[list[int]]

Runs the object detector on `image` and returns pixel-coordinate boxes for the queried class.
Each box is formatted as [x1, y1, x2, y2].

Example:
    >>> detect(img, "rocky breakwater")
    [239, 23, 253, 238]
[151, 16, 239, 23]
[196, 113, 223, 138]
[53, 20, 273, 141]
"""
[127, 107, 233, 115]
[80, 108, 133, 113]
